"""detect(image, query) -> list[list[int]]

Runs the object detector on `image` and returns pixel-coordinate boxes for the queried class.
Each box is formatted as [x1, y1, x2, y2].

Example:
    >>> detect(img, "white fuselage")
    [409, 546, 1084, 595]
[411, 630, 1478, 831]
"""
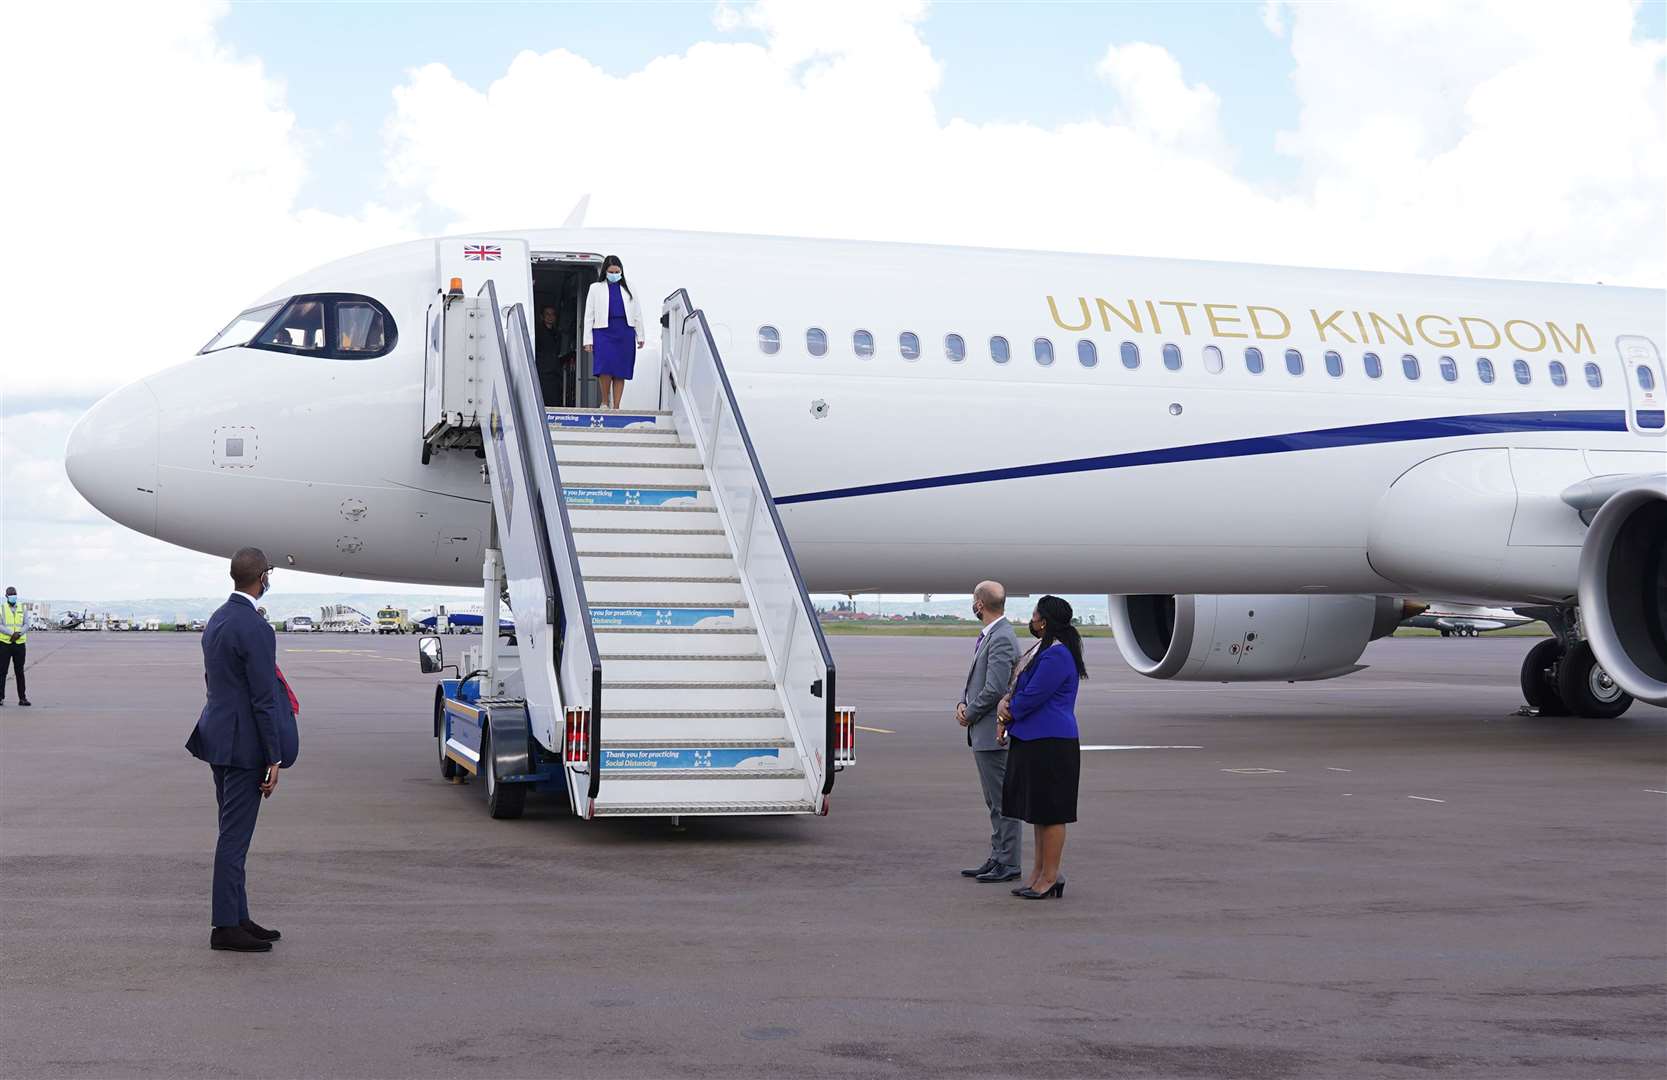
[66, 228, 1666, 603]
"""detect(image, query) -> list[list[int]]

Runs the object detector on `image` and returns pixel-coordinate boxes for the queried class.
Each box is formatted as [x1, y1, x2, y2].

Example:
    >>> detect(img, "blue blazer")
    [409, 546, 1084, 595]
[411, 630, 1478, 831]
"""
[186, 595, 299, 770]
[1007, 644, 1080, 741]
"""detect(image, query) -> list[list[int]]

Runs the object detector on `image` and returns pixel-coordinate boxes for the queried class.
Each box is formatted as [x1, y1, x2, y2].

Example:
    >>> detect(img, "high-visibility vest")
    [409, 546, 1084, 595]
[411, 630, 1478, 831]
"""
[0, 603, 24, 645]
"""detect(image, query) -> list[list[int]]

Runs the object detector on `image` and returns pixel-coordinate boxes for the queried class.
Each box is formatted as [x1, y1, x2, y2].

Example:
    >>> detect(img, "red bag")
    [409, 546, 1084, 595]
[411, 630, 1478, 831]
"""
[275, 665, 300, 717]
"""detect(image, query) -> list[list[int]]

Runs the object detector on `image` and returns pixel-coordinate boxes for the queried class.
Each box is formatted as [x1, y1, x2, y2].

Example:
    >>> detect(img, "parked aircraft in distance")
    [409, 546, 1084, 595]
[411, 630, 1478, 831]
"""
[67, 227, 1665, 724]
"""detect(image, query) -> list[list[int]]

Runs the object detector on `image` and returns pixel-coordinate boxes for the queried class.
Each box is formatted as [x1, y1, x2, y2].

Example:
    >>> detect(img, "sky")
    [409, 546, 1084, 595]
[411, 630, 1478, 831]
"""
[1, 0, 1663, 604]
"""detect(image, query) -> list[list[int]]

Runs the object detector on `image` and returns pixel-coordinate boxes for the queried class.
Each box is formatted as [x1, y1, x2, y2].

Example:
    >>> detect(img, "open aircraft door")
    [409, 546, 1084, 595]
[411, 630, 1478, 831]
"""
[1615, 336, 1664, 433]
[423, 238, 533, 450]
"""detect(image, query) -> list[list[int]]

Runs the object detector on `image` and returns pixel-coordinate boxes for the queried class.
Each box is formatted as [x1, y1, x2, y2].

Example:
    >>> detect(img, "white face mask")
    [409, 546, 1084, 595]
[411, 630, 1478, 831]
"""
[606, 271, 622, 284]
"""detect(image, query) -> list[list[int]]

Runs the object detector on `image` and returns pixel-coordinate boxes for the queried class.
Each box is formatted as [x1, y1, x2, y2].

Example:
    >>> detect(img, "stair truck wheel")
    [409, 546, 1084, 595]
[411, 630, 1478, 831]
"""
[435, 687, 459, 779]
[480, 706, 529, 820]
[1556, 640, 1633, 719]
[1520, 638, 1569, 716]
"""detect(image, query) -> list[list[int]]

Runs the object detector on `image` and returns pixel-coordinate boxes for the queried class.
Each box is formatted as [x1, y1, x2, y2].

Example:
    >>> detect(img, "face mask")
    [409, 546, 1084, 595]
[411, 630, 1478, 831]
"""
[5, 596, 15, 605]
[1028, 619, 1043, 638]
[606, 271, 622, 284]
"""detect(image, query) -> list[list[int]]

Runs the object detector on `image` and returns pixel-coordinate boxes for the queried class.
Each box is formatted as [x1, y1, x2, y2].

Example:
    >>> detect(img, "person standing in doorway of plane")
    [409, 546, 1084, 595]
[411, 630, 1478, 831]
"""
[997, 595, 1085, 900]
[583, 255, 644, 410]
[535, 304, 576, 408]
[1, 586, 31, 707]
[185, 548, 300, 952]
[957, 581, 1022, 883]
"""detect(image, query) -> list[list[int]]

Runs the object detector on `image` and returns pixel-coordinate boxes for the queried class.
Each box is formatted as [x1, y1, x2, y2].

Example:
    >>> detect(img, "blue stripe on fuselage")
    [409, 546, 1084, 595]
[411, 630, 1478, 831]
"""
[773, 409, 1632, 506]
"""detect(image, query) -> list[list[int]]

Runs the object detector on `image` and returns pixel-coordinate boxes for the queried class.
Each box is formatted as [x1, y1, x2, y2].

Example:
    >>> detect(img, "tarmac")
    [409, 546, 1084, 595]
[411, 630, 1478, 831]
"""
[1, 631, 1663, 1079]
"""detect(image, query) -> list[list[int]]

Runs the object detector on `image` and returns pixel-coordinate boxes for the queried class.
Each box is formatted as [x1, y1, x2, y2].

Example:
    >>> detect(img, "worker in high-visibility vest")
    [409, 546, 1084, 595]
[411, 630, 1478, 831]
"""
[1, 586, 30, 707]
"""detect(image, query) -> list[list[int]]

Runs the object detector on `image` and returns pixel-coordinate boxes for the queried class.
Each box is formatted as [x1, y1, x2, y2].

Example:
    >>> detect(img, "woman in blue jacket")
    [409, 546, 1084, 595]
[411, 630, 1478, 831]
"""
[997, 595, 1085, 900]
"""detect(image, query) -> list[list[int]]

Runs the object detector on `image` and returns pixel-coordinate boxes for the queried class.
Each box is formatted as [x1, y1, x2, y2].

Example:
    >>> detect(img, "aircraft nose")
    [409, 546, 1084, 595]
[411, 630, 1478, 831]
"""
[65, 378, 160, 536]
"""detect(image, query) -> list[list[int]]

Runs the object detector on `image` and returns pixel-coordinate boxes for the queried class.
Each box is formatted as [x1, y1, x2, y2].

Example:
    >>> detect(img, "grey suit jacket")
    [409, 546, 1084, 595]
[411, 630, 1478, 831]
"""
[960, 618, 1019, 751]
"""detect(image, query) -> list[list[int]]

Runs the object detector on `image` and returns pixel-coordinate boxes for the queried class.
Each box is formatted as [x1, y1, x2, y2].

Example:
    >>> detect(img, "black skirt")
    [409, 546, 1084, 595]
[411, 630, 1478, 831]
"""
[1001, 735, 1080, 825]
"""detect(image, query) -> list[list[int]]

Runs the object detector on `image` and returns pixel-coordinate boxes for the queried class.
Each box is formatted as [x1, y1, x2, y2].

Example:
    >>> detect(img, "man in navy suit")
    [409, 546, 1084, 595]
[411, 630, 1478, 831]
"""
[186, 547, 299, 953]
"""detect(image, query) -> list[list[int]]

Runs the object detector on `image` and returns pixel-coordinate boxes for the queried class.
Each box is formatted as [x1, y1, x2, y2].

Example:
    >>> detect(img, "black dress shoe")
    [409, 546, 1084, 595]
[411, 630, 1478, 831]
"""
[210, 925, 272, 952]
[17, 699, 30, 707]
[240, 918, 280, 942]
[960, 858, 997, 878]
[976, 868, 1022, 883]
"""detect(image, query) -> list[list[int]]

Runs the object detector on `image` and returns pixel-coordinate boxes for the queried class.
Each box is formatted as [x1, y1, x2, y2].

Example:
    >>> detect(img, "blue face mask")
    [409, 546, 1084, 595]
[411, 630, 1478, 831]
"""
[5, 596, 16, 605]
[606, 271, 622, 284]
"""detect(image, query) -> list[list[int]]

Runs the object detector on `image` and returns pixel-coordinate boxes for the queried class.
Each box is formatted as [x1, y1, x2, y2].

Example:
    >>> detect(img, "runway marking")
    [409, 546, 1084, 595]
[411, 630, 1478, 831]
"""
[1082, 745, 1202, 751]
[1325, 767, 1353, 772]
[1645, 789, 1667, 795]
[855, 724, 894, 734]
[1221, 767, 1285, 774]
[1406, 795, 1447, 803]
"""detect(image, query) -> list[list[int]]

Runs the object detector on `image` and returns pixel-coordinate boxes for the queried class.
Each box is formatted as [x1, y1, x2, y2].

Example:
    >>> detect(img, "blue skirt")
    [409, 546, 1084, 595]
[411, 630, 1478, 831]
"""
[593, 315, 636, 379]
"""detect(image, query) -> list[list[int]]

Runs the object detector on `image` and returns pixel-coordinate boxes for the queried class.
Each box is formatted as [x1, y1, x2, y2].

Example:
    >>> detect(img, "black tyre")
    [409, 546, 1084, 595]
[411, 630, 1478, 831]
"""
[1520, 639, 1569, 716]
[435, 688, 460, 779]
[1556, 641, 1633, 719]
[482, 729, 526, 820]
[1440, 629, 1451, 637]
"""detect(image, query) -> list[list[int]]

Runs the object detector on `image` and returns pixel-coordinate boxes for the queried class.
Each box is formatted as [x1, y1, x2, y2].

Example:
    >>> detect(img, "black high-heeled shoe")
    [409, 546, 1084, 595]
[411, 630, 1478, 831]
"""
[1014, 881, 1065, 900]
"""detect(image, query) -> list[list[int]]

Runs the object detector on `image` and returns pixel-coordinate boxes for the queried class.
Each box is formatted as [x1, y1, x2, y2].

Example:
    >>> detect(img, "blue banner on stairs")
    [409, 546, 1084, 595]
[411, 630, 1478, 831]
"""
[602, 747, 784, 770]
[590, 607, 739, 628]
[564, 486, 701, 507]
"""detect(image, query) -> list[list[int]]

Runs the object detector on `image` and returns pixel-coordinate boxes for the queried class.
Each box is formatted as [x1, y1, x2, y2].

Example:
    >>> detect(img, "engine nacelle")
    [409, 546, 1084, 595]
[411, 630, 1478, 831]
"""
[1577, 480, 1667, 706]
[1109, 594, 1408, 682]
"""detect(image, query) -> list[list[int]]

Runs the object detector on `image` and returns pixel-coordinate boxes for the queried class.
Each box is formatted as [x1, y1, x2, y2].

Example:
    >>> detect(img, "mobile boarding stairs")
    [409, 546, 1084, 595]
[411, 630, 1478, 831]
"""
[416, 277, 854, 820]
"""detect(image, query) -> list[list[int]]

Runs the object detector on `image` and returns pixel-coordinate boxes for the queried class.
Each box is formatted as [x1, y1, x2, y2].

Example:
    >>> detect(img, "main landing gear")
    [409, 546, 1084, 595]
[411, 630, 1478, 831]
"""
[1518, 610, 1633, 719]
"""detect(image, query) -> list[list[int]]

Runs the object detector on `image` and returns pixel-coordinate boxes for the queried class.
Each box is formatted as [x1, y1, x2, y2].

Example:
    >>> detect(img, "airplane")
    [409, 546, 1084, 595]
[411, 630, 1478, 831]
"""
[413, 602, 515, 633]
[64, 226, 1664, 746]
[1403, 602, 1537, 637]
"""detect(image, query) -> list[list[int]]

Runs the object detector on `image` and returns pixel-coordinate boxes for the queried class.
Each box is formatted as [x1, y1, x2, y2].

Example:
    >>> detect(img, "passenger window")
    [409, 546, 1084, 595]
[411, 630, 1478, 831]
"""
[1401, 354, 1421, 380]
[945, 333, 965, 363]
[260, 298, 326, 352]
[1245, 346, 1264, 374]
[1285, 348, 1304, 376]
[1120, 341, 1140, 369]
[1477, 357, 1495, 384]
[899, 332, 921, 361]
[1439, 356, 1458, 382]
[1324, 350, 1343, 378]
[1034, 338, 1055, 366]
[1162, 343, 1182, 371]
[1639, 365, 1657, 391]
[1203, 345, 1224, 373]
[990, 336, 1010, 364]
[807, 328, 828, 357]
[1363, 351, 1382, 379]
[201, 301, 284, 354]
[1513, 358, 1531, 385]
[1549, 360, 1567, 387]
[853, 330, 875, 359]
[758, 326, 781, 355]
[1077, 340, 1098, 368]
[1583, 362, 1602, 388]
[335, 302, 388, 354]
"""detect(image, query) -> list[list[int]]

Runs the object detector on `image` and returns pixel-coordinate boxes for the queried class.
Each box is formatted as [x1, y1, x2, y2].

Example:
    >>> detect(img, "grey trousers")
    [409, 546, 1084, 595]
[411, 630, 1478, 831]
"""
[974, 749, 1022, 873]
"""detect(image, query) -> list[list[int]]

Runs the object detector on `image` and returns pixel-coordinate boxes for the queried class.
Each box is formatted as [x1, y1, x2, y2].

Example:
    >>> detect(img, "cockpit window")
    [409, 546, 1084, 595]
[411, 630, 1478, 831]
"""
[200, 301, 283, 354]
[209, 293, 398, 359]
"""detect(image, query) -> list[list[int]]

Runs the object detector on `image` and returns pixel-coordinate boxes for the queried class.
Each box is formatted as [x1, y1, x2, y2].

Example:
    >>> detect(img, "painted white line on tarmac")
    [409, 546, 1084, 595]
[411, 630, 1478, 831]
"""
[1325, 767, 1353, 772]
[1646, 789, 1667, 795]
[1406, 795, 1446, 803]
[1221, 767, 1285, 774]
[855, 724, 894, 734]
[1082, 745, 1202, 751]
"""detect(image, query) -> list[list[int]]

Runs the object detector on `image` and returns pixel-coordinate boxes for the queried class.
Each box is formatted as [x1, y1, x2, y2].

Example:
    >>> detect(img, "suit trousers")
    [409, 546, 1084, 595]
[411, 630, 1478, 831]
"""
[974, 748, 1022, 873]
[210, 764, 263, 927]
[0, 641, 23, 700]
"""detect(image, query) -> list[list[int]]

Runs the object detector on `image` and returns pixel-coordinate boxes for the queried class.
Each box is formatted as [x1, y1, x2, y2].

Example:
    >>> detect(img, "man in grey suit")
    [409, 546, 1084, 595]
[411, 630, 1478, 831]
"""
[958, 580, 1022, 883]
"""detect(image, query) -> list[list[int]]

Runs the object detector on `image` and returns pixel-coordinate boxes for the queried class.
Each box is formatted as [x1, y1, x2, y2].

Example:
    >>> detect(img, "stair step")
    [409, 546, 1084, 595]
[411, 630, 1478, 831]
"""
[590, 799, 819, 817]
[553, 441, 702, 465]
[606, 709, 785, 719]
[594, 628, 766, 656]
[567, 512, 725, 541]
[560, 459, 705, 471]
[600, 652, 764, 661]
[600, 655, 770, 681]
[596, 708, 789, 742]
[549, 426, 684, 444]
[603, 683, 783, 712]
[586, 574, 740, 583]
[605, 679, 775, 690]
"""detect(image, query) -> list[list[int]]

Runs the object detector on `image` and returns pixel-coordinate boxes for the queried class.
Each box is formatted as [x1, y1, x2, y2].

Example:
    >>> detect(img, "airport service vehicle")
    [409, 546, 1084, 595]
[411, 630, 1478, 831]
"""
[66, 228, 1665, 803]
[286, 616, 316, 633]
[375, 607, 411, 635]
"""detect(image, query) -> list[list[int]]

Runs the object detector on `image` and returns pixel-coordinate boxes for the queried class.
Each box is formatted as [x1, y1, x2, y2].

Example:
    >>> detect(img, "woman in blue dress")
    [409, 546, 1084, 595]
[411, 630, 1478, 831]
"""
[997, 594, 1086, 900]
[582, 255, 644, 410]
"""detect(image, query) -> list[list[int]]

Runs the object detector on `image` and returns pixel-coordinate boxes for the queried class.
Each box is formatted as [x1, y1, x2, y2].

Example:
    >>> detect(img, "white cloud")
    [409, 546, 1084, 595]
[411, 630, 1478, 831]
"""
[381, 0, 1662, 286]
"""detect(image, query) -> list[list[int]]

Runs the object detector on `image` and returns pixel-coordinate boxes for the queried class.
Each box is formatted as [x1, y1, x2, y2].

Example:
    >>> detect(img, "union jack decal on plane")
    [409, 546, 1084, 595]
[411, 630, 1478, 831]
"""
[463, 244, 501, 261]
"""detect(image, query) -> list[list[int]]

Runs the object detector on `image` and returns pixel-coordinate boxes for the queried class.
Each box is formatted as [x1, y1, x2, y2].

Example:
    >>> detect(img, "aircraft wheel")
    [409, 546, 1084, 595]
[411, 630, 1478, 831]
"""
[1520, 639, 1569, 716]
[1556, 641, 1633, 719]
[482, 729, 526, 820]
[1440, 629, 1451, 637]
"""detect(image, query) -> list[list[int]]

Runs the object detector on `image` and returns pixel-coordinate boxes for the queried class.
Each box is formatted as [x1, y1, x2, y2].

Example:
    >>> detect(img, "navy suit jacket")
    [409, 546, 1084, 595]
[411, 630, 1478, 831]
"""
[186, 595, 299, 770]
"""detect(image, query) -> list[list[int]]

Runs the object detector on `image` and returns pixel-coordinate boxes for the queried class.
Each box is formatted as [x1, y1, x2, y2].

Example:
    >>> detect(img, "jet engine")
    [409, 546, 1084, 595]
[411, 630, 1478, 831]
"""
[1576, 479, 1667, 707]
[1109, 594, 1410, 682]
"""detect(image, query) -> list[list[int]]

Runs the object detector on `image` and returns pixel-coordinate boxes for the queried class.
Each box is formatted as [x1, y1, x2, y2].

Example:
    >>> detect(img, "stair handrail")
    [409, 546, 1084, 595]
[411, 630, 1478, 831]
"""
[662, 288, 839, 796]
[480, 282, 604, 798]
